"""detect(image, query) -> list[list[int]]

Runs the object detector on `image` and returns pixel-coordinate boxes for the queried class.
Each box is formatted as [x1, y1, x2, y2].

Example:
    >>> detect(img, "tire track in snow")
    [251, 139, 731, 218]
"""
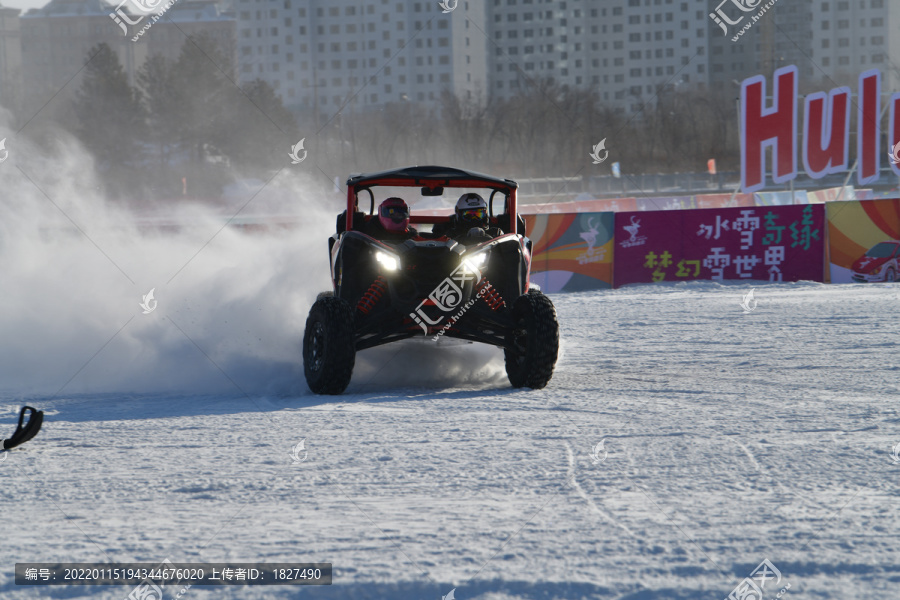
[564, 441, 635, 537]
[734, 440, 762, 472]
[735, 439, 833, 512]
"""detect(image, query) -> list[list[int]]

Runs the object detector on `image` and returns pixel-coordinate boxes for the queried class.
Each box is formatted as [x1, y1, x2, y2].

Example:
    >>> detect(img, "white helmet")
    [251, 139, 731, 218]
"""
[456, 193, 488, 226]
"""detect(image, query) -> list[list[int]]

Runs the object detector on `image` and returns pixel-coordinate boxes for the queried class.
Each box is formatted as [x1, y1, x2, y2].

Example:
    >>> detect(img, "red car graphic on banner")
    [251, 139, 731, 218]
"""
[851, 241, 900, 282]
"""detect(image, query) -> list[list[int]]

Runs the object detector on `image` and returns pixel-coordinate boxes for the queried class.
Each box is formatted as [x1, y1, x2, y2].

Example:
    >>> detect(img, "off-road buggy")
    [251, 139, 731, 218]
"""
[302, 166, 559, 394]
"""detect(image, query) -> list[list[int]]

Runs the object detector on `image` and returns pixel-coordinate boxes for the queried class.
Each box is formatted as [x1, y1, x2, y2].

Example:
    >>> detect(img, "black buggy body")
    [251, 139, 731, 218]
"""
[303, 166, 559, 394]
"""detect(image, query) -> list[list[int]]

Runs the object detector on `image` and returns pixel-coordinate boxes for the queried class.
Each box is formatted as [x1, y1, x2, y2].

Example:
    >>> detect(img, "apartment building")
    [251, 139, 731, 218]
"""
[19, 0, 147, 107]
[811, 0, 900, 91]
[708, 0, 900, 94]
[144, 0, 236, 64]
[708, 0, 814, 88]
[0, 3, 21, 110]
[487, 0, 714, 114]
[16, 0, 236, 111]
[234, 0, 488, 113]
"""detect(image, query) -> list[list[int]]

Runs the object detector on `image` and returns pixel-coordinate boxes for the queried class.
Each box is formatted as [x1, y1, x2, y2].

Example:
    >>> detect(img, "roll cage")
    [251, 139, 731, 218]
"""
[344, 165, 520, 236]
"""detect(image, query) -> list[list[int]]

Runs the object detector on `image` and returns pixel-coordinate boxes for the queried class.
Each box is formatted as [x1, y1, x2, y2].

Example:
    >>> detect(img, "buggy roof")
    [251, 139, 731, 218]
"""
[347, 166, 518, 191]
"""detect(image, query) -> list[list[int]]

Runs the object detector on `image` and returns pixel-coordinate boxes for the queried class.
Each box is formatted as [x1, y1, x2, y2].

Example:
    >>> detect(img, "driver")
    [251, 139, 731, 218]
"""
[366, 197, 417, 241]
[437, 193, 502, 242]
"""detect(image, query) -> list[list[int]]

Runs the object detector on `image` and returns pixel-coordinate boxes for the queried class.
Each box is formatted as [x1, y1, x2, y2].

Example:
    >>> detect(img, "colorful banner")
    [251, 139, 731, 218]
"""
[826, 198, 900, 283]
[613, 204, 825, 287]
[525, 212, 614, 292]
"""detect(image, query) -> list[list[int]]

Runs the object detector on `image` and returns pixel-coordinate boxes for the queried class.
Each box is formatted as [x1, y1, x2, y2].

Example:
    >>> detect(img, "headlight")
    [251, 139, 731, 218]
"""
[375, 251, 399, 271]
[872, 266, 881, 274]
[464, 251, 488, 270]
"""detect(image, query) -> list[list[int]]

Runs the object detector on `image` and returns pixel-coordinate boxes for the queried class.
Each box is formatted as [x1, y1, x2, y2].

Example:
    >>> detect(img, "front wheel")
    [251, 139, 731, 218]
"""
[504, 290, 559, 389]
[886, 268, 896, 283]
[303, 297, 356, 394]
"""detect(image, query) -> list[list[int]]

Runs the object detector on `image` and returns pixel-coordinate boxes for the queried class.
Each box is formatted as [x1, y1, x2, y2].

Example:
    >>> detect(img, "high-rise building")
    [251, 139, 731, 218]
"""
[0, 3, 22, 110]
[809, 0, 900, 91]
[708, 0, 900, 93]
[709, 0, 814, 89]
[234, 0, 488, 113]
[143, 0, 236, 64]
[17, 0, 236, 111]
[19, 0, 147, 107]
[487, 0, 714, 114]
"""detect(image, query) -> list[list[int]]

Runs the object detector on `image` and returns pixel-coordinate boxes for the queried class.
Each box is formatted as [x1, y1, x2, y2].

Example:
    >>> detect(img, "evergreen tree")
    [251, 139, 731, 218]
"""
[72, 43, 145, 172]
[137, 54, 180, 169]
[171, 33, 232, 165]
[224, 78, 298, 169]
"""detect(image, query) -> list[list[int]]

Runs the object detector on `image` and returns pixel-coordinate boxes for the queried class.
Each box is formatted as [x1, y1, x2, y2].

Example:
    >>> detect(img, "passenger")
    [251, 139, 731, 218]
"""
[366, 197, 417, 241]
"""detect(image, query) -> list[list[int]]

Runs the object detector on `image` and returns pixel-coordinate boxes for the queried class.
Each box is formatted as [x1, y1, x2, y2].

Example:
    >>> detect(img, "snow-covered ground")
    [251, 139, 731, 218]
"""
[2, 281, 899, 600]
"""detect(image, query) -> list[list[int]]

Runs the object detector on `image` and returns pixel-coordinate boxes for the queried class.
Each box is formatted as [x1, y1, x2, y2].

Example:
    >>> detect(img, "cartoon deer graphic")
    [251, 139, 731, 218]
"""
[623, 216, 641, 241]
[579, 218, 599, 255]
